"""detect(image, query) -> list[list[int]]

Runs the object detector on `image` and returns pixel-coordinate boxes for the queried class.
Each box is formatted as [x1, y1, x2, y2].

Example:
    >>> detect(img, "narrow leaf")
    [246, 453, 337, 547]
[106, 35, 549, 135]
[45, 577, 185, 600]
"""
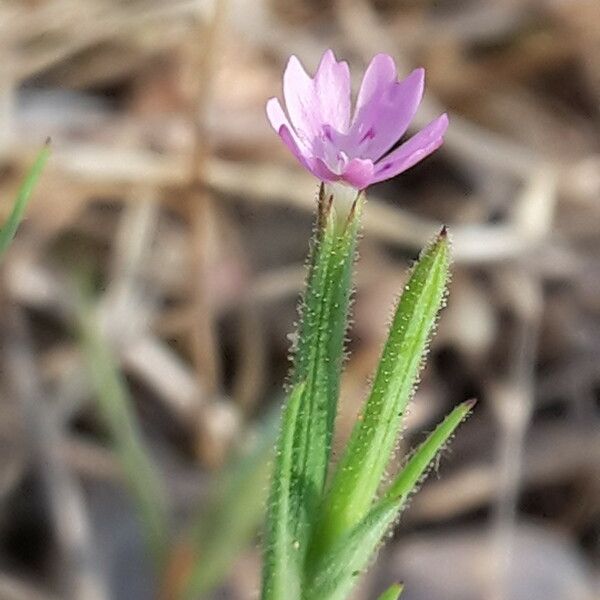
[385, 399, 476, 502]
[305, 499, 398, 600]
[287, 186, 363, 554]
[180, 411, 279, 599]
[261, 382, 305, 600]
[306, 399, 474, 600]
[77, 293, 169, 568]
[0, 142, 50, 257]
[377, 583, 404, 600]
[315, 228, 450, 553]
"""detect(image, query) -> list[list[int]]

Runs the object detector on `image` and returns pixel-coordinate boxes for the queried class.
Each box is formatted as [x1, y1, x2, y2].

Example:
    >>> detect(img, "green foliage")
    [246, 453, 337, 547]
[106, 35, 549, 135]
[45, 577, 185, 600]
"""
[377, 583, 404, 600]
[77, 278, 281, 598]
[182, 411, 279, 598]
[314, 230, 450, 553]
[77, 292, 170, 569]
[261, 184, 473, 600]
[286, 185, 364, 558]
[0, 142, 50, 258]
[305, 401, 474, 600]
[385, 399, 476, 503]
[304, 499, 398, 600]
[78, 282, 279, 597]
[261, 382, 305, 600]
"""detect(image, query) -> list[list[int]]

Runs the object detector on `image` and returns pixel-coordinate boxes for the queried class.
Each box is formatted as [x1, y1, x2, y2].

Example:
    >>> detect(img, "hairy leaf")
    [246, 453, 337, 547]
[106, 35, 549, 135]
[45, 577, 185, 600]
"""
[385, 399, 476, 502]
[306, 400, 473, 600]
[261, 383, 305, 600]
[314, 228, 450, 554]
[304, 499, 398, 600]
[377, 583, 404, 600]
[287, 185, 363, 554]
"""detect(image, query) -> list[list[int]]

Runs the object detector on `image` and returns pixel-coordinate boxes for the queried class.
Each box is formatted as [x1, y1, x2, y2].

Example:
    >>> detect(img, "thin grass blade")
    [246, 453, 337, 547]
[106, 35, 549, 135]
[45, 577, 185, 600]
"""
[0, 142, 50, 257]
[77, 293, 169, 568]
[179, 410, 279, 599]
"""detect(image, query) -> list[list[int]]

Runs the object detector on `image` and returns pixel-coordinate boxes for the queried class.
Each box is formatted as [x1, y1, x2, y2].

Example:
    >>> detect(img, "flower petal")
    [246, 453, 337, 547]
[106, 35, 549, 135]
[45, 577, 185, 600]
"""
[311, 157, 342, 183]
[283, 55, 322, 141]
[371, 114, 449, 184]
[353, 53, 398, 122]
[268, 50, 446, 189]
[341, 158, 375, 189]
[277, 123, 312, 170]
[267, 95, 311, 147]
[268, 96, 314, 159]
[350, 60, 425, 161]
[266, 97, 291, 133]
[314, 49, 352, 133]
[278, 123, 341, 183]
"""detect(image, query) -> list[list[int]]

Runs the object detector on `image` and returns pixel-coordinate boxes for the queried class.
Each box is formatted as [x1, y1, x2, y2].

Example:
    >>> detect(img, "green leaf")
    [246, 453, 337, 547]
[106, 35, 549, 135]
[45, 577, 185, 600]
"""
[287, 185, 363, 554]
[0, 142, 50, 258]
[77, 290, 169, 569]
[181, 410, 279, 599]
[304, 499, 398, 600]
[377, 583, 404, 600]
[261, 383, 305, 600]
[306, 400, 474, 600]
[385, 399, 476, 502]
[313, 229, 450, 557]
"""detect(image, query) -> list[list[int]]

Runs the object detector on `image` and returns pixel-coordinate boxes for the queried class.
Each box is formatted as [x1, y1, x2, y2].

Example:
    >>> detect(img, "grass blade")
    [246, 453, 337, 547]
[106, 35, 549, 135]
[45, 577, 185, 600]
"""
[314, 228, 450, 553]
[0, 142, 50, 257]
[77, 293, 169, 569]
[177, 410, 279, 599]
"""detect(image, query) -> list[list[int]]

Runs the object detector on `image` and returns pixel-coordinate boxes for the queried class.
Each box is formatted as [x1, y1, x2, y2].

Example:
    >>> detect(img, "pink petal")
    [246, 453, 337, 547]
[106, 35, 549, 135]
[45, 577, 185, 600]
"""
[371, 114, 449, 184]
[311, 158, 342, 183]
[277, 123, 312, 171]
[266, 97, 290, 132]
[266, 97, 307, 148]
[283, 55, 322, 140]
[267, 96, 314, 164]
[277, 123, 340, 183]
[341, 158, 375, 189]
[353, 53, 398, 122]
[350, 60, 425, 161]
[268, 50, 446, 189]
[313, 49, 352, 133]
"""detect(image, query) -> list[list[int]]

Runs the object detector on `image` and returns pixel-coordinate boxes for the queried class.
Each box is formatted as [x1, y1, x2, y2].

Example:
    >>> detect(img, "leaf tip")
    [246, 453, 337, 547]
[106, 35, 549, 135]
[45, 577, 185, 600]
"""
[439, 224, 448, 238]
[44, 136, 52, 147]
[377, 582, 405, 600]
[463, 398, 478, 410]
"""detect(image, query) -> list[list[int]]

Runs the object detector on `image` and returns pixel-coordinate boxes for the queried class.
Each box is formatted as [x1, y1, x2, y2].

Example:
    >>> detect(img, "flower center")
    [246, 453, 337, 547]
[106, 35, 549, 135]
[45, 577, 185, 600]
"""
[316, 123, 379, 173]
[317, 125, 349, 175]
[359, 127, 375, 144]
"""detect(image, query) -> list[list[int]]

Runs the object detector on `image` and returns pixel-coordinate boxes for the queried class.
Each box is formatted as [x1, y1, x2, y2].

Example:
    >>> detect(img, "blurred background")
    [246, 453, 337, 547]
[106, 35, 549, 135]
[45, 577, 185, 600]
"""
[0, 1, 598, 599]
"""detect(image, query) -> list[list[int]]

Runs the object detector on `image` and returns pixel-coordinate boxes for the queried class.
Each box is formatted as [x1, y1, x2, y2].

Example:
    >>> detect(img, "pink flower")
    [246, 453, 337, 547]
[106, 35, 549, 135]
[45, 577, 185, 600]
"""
[267, 50, 448, 190]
